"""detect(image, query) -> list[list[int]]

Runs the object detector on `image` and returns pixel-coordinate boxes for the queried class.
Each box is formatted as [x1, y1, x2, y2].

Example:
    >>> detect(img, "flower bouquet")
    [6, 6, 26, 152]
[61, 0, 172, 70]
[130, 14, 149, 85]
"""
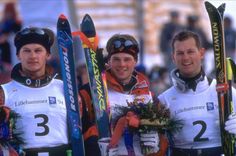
[110, 100, 183, 155]
[0, 106, 23, 156]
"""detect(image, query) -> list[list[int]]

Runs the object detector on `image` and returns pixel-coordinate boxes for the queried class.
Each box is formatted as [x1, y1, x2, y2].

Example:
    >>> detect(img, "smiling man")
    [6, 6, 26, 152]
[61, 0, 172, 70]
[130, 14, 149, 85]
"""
[158, 31, 236, 156]
[79, 34, 168, 156]
[171, 33, 204, 78]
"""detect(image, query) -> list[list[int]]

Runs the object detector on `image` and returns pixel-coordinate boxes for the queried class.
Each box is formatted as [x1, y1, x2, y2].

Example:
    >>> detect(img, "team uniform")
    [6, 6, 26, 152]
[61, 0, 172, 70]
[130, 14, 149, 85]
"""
[158, 72, 236, 155]
[80, 70, 154, 156]
[0, 64, 70, 155]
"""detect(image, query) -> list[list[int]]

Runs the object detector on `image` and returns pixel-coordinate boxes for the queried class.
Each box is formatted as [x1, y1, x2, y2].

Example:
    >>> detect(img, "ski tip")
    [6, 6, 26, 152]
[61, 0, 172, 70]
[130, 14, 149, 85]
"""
[204, 1, 210, 5]
[205, 1, 219, 13]
[204, 1, 212, 7]
[221, 3, 226, 8]
[81, 14, 96, 37]
[59, 14, 67, 19]
[218, 3, 226, 11]
[82, 14, 93, 24]
[57, 14, 71, 32]
[84, 13, 89, 17]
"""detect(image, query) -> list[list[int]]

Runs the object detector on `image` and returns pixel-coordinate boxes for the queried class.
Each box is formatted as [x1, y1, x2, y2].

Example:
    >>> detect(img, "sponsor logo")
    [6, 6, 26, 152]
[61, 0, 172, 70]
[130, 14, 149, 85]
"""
[49, 97, 56, 105]
[58, 30, 77, 111]
[91, 49, 106, 114]
[206, 102, 214, 111]
[171, 97, 177, 100]
[14, 99, 47, 106]
[12, 89, 18, 92]
[175, 105, 205, 115]
[212, 22, 225, 83]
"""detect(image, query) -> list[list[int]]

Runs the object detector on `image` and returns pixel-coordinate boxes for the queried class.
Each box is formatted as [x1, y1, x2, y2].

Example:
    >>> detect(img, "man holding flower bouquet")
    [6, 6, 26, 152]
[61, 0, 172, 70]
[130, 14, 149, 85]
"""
[79, 34, 168, 156]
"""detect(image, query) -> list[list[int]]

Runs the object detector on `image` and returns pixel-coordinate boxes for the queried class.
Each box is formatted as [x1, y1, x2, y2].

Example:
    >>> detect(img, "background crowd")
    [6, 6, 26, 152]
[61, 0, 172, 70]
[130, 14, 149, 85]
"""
[0, 0, 236, 96]
[1, 1, 236, 156]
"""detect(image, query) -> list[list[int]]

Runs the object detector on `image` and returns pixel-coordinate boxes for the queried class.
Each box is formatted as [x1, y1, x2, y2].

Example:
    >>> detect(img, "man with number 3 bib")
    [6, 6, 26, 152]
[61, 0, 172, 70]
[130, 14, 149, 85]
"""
[0, 27, 71, 156]
[158, 31, 236, 156]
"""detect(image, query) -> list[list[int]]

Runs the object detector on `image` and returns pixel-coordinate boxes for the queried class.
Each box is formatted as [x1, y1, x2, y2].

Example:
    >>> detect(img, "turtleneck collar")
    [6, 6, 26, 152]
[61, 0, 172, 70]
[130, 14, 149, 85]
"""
[171, 68, 211, 92]
[178, 69, 205, 91]
[11, 63, 57, 88]
[106, 69, 138, 93]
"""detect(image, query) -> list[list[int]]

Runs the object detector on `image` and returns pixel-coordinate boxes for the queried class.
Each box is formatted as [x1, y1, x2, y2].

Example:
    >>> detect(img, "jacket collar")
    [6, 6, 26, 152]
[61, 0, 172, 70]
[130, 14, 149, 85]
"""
[105, 70, 138, 93]
[11, 63, 57, 88]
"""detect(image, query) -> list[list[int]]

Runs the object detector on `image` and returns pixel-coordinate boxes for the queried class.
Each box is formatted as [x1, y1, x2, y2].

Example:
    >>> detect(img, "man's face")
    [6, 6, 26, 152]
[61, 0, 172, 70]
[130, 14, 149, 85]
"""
[17, 43, 50, 79]
[108, 53, 137, 84]
[172, 37, 204, 78]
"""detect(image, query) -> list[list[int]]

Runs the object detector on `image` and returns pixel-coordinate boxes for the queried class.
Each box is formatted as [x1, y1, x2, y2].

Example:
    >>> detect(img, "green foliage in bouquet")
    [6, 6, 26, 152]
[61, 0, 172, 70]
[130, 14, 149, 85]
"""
[0, 106, 23, 147]
[113, 100, 183, 134]
[111, 100, 183, 155]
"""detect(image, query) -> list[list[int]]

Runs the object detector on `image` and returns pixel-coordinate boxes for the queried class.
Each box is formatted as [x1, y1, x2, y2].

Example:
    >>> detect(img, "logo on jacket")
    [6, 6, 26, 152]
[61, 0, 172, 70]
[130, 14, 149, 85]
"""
[206, 102, 214, 111]
[49, 97, 56, 105]
[135, 80, 148, 89]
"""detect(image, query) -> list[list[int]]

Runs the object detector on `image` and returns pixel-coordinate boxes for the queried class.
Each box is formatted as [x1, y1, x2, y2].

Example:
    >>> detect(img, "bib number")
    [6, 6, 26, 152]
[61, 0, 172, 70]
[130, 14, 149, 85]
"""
[34, 114, 49, 136]
[193, 120, 209, 142]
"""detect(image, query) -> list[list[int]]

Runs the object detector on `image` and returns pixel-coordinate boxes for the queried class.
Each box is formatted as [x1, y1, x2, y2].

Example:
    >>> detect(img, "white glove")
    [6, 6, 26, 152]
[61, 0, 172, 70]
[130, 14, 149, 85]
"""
[225, 113, 236, 135]
[98, 137, 118, 156]
[140, 131, 160, 153]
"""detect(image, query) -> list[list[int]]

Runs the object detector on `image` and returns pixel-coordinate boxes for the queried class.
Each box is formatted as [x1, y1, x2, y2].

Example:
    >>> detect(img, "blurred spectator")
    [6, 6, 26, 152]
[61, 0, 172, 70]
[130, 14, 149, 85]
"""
[159, 11, 184, 71]
[0, 2, 21, 64]
[135, 63, 147, 76]
[149, 66, 171, 97]
[76, 64, 89, 88]
[0, 61, 12, 84]
[185, 15, 212, 50]
[224, 16, 236, 61]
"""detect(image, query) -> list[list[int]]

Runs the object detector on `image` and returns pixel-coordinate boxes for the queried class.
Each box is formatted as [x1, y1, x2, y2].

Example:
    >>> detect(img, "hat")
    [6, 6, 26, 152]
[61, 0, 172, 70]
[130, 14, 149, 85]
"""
[14, 27, 54, 54]
[106, 34, 139, 60]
